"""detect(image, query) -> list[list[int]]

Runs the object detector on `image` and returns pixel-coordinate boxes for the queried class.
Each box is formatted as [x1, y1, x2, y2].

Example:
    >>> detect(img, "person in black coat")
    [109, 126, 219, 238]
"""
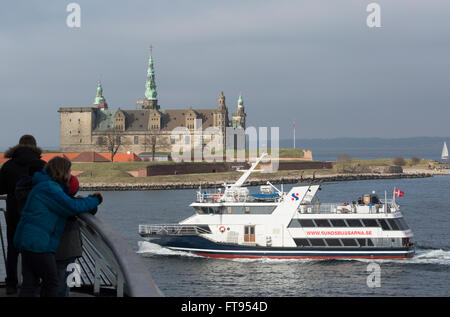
[0, 135, 46, 294]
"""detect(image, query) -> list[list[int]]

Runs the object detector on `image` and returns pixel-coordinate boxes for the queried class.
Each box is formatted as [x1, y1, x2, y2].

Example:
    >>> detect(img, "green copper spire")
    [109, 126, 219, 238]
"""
[145, 45, 158, 101]
[94, 80, 106, 105]
[238, 93, 243, 106]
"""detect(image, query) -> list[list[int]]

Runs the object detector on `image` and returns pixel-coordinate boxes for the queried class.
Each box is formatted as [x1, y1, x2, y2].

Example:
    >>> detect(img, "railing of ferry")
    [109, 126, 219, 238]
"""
[0, 196, 162, 297]
[75, 213, 162, 297]
[298, 201, 397, 214]
[0, 204, 7, 287]
[139, 224, 210, 236]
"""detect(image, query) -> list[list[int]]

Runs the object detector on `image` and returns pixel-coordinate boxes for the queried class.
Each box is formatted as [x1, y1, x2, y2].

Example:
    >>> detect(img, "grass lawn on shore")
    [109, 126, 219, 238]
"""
[1, 157, 435, 185]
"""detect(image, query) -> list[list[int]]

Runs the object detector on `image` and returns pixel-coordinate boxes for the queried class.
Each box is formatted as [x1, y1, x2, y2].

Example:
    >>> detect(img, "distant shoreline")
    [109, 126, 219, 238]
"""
[79, 172, 436, 191]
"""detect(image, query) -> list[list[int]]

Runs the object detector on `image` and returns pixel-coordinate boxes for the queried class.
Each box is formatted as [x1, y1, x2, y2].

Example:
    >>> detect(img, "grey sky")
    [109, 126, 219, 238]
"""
[1, 0, 449, 148]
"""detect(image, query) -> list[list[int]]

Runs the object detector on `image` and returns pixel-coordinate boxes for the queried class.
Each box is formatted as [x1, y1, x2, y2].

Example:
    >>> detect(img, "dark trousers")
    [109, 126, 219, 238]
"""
[20, 251, 59, 297]
[5, 212, 19, 288]
[56, 258, 76, 297]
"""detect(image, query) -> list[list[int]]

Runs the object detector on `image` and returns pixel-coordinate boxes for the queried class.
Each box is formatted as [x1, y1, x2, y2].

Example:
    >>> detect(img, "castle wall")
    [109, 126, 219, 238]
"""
[59, 108, 94, 152]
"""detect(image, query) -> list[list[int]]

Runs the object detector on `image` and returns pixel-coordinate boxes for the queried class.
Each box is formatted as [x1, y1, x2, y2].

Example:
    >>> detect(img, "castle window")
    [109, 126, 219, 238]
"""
[170, 136, 176, 144]
[134, 136, 139, 144]
[185, 135, 190, 145]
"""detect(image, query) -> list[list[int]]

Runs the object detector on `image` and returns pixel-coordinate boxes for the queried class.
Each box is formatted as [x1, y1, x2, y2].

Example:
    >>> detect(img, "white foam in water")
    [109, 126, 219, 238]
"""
[137, 241, 201, 258]
[351, 248, 450, 266]
[137, 241, 450, 266]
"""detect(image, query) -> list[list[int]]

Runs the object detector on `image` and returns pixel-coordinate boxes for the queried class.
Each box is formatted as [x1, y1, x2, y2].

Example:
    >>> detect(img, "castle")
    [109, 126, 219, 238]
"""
[59, 48, 246, 154]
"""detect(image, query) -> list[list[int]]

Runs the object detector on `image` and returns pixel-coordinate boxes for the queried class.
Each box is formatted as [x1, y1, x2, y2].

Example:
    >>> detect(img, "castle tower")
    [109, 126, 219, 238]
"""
[93, 80, 108, 109]
[232, 93, 246, 128]
[143, 45, 159, 110]
[218, 91, 226, 111]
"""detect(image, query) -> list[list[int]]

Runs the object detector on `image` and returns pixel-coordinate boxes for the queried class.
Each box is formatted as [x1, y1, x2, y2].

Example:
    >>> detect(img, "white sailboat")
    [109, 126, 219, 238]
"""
[442, 142, 449, 161]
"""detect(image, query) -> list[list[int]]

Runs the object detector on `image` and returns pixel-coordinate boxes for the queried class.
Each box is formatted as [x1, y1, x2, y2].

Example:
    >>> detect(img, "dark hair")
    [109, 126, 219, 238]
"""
[28, 159, 46, 176]
[46, 157, 72, 184]
[19, 135, 37, 147]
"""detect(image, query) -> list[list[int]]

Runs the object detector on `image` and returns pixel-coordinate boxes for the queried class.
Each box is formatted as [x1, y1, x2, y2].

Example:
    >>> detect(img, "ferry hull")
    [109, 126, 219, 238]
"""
[141, 234, 415, 259]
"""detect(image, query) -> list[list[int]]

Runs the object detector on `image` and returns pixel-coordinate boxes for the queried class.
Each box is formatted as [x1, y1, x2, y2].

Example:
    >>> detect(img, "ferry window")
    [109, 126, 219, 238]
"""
[330, 219, 347, 227]
[396, 218, 409, 230]
[227, 207, 232, 214]
[362, 219, 379, 227]
[245, 206, 250, 214]
[387, 219, 399, 230]
[299, 219, 315, 227]
[201, 207, 216, 214]
[325, 239, 342, 247]
[288, 220, 301, 228]
[377, 219, 391, 230]
[253, 206, 276, 214]
[341, 239, 358, 246]
[309, 239, 326, 247]
[194, 207, 204, 214]
[315, 219, 331, 227]
[294, 239, 310, 247]
[357, 238, 366, 246]
[346, 219, 363, 227]
[357, 239, 374, 247]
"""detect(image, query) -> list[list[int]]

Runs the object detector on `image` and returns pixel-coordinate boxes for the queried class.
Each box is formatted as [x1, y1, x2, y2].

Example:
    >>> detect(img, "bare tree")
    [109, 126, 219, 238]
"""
[393, 157, 406, 167]
[151, 135, 157, 161]
[104, 129, 124, 162]
[336, 153, 352, 173]
[411, 156, 421, 165]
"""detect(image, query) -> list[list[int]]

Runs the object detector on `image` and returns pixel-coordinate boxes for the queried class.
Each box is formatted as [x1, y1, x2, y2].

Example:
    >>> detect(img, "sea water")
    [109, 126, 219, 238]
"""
[89, 176, 450, 296]
[1, 176, 448, 296]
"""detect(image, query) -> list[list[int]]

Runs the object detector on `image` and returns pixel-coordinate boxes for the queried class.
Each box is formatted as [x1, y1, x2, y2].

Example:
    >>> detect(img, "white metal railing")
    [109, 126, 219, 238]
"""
[139, 224, 210, 236]
[0, 201, 162, 297]
[197, 192, 224, 203]
[297, 202, 397, 214]
[76, 213, 162, 297]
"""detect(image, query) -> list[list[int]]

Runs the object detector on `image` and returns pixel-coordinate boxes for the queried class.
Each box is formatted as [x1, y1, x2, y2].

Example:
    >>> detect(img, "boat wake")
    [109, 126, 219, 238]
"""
[338, 248, 450, 266]
[137, 241, 201, 258]
[137, 241, 450, 266]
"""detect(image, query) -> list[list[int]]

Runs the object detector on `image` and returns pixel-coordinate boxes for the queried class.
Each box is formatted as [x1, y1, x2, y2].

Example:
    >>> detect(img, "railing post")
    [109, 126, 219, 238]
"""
[116, 272, 124, 297]
[94, 259, 101, 296]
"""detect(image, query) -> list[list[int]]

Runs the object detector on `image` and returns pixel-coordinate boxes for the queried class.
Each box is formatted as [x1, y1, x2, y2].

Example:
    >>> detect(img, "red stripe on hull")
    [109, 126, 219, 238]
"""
[192, 253, 414, 260]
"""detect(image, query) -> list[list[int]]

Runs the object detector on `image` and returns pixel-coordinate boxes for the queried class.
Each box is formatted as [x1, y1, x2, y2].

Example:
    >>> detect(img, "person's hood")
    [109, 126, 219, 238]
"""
[4, 144, 42, 166]
[32, 168, 52, 185]
[32, 168, 70, 194]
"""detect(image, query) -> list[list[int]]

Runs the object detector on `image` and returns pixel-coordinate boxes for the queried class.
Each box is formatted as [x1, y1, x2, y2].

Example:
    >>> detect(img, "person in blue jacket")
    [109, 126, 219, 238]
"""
[13, 156, 103, 297]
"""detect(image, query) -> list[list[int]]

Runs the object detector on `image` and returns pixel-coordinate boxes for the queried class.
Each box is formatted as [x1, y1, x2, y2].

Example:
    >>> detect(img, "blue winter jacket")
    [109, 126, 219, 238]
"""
[14, 169, 100, 254]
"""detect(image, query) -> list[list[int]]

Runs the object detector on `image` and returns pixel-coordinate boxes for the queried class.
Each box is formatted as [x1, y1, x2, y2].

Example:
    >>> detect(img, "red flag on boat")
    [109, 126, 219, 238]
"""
[394, 187, 404, 197]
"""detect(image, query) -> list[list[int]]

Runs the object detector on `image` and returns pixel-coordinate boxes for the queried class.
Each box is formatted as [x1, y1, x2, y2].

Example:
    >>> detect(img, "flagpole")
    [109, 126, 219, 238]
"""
[393, 187, 396, 205]
[293, 120, 296, 149]
[385, 190, 387, 212]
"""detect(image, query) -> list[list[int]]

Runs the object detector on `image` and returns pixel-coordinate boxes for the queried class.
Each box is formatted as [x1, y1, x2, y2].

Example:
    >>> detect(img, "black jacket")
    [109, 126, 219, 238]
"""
[0, 144, 44, 223]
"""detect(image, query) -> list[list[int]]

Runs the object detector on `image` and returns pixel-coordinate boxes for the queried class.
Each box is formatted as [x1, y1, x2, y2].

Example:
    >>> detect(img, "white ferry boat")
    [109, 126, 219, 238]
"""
[139, 155, 415, 259]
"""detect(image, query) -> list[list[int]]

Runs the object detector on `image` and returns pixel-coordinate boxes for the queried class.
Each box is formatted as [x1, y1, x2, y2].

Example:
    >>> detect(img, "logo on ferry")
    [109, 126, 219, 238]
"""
[291, 193, 300, 201]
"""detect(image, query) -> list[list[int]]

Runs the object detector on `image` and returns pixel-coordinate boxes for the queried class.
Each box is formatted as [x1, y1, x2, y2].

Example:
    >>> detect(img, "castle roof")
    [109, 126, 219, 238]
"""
[71, 151, 111, 162]
[92, 108, 218, 132]
[99, 152, 142, 162]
